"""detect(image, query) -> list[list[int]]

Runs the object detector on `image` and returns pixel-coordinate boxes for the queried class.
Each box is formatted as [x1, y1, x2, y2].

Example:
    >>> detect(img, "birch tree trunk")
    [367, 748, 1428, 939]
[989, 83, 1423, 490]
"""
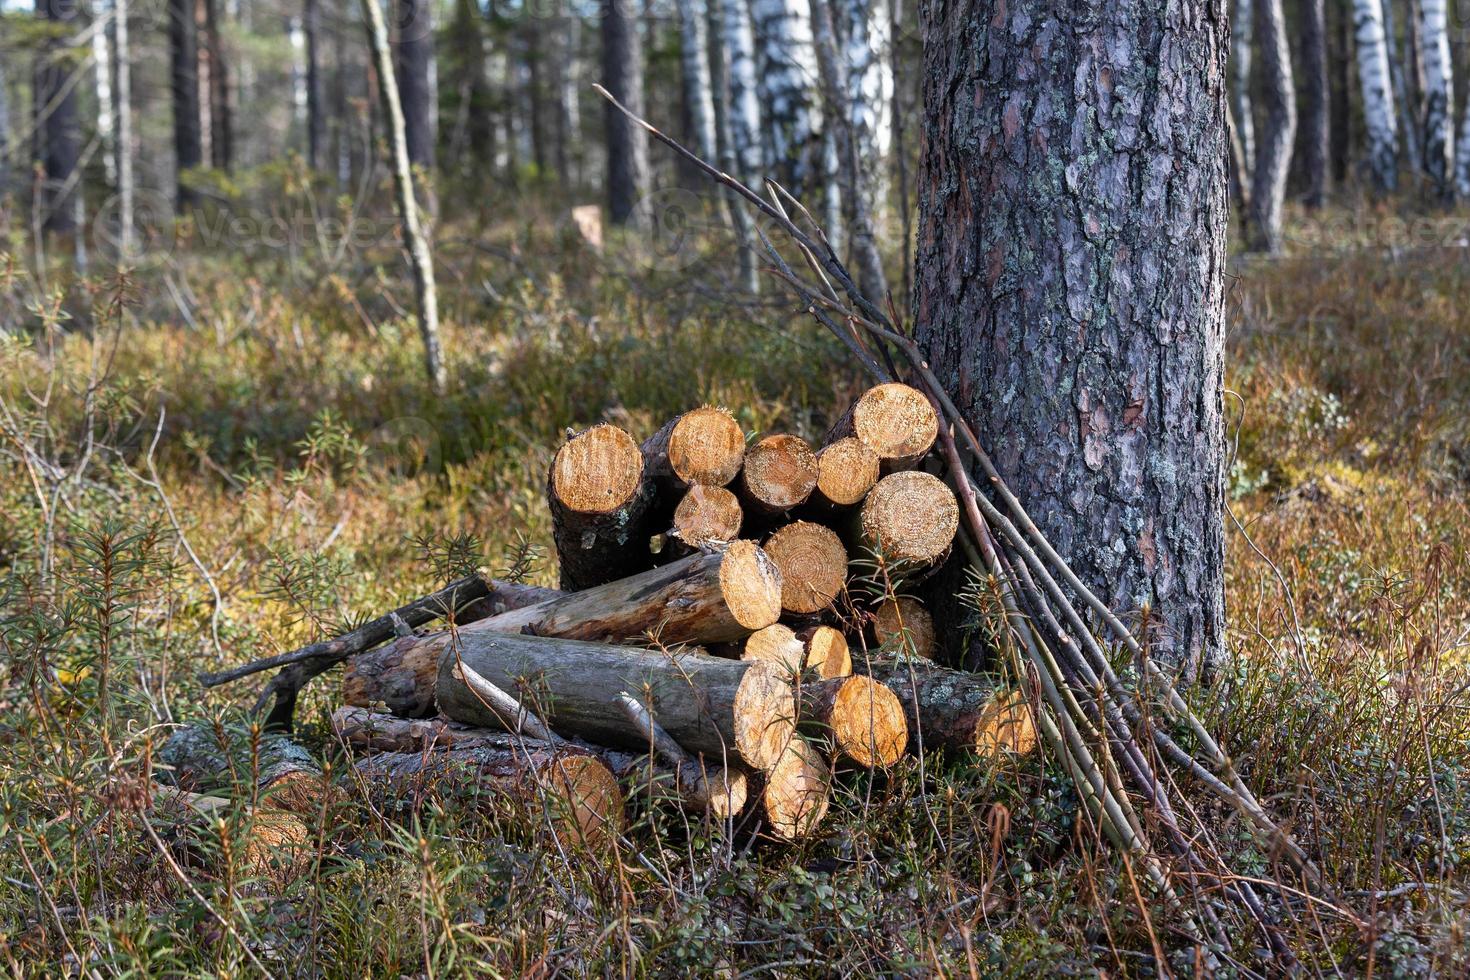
[721, 0, 764, 181]
[1417, 0, 1453, 194]
[707, 0, 760, 291]
[1248, 0, 1295, 253]
[751, 0, 821, 195]
[1300, 0, 1329, 207]
[677, 0, 718, 161]
[170, 0, 203, 209]
[914, 0, 1229, 679]
[601, 0, 649, 225]
[38, 0, 82, 234]
[93, 8, 116, 193]
[1458, 94, 1470, 198]
[1354, 0, 1399, 192]
[395, 0, 436, 169]
[1232, 0, 1255, 177]
[362, 0, 447, 393]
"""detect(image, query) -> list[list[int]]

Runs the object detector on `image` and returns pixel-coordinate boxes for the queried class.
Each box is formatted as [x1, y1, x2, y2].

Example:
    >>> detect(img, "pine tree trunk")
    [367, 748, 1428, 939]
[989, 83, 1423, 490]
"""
[1233, 0, 1256, 177]
[1331, 0, 1353, 185]
[676, 0, 718, 161]
[1300, 0, 1329, 207]
[38, 0, 81, 234]
[395, 0, 436, 169]
[362, 0, 446, 393]
[751, 0, 821, 195]
[202, 0, 232, 171]
[305, 0, 326, 170]
[1248, 0, 1296, 253]
[1355, 0, 1400, 192]
[1418, 0, 1453, 194]
[913, 0, 1229, 679]
[601, 0, 649, 225]
[170, 0, 203, 209]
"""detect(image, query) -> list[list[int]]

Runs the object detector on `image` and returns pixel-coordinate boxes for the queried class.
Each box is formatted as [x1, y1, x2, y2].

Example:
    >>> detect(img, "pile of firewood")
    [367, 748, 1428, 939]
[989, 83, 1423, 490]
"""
[170, 383, 1037, 847]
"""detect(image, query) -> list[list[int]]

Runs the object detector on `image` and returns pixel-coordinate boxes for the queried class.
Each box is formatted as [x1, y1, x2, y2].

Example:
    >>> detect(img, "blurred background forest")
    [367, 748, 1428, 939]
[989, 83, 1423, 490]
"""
[0, 0, 1468, 974]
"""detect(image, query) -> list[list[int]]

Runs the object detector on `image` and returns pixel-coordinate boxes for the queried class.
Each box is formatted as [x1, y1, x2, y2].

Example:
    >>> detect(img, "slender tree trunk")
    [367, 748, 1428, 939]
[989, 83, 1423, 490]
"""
[305, 0, 326, 170]
[203, 0, 232, 171]
[751, 0, 821, 195]
[676, 0, 718, 162]
[1418, 0, 1453, 194]
[839, 0, 891, 196]
[721, 0, 764, 182]
[1354, 0, 1399, 192]
[550, 12, 578, 187]
[707, 0, 760, 291]
[1458, 87, 1470, 197]
[1232, 0, 1256, 177]
[914, 0, 1229, 679]
[525, 26, 548, 177]
[38, 0, 81, 235]
[1300, 0, 1329, 207]
[1331, 0, 1352, 184]
[112, 0, 134, 252]
[94, 6, 116, 193]
[0, 59, 10, 203]
[1248, 0, 1295, 253]
[395, 0, 436, 169]
[601, 0, 649, 225]
[361, 0, 447, 393]
[810, 0, 885, 304]
[170, 0, 203, 209]
[1382, 0, 1421, 177]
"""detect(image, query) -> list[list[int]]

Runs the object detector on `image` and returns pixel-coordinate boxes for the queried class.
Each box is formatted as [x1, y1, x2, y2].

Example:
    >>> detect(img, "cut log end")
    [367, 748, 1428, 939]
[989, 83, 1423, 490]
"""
[804, 675, 908, 768]
[741, 624, 805, 674]
[676, 762, 749, 820]
[859, 471, 958, 569]
[764, 521, 848, 614]
[717, 539, 785, 631]
[814, 437, 881, 507]
[741, 434, 818, 514]
[761, 736, 831, 840]
[541, 754, 626, 845]
[731, 662, 798, 771]
[873, 597, 936, 660]
[664, 406, 746, 487]
[975, 690, 1038, 758]
[673, 485, 743, 548]
[848, 383, 939, 469]
[551, 424, 645, 514]
[799, 626, 852, 679]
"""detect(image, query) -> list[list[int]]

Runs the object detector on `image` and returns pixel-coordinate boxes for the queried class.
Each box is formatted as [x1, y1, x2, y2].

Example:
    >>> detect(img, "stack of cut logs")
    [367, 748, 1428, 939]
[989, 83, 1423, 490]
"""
[329, 383, 1038, 842]
[170, 384, 1037, 849]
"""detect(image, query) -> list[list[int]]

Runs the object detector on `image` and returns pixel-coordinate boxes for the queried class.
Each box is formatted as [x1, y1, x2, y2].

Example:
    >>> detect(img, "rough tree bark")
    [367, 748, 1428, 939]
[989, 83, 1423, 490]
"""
[1354, 0, 1399, 193]
[38, 0, 82, 234]
[362, 0, 446, 393]
[913, 0, 1229, 679]
[395, 0, 436, 170]
[202, 0, 233, 171]
[305, 0, 327, 170]
[1248, 0, 1296, 253]
[1300, 0, 1329, 207]
[1418, 0, 1453, 195]
[169, 0, 203, 210]
[601, 0, 649, 225]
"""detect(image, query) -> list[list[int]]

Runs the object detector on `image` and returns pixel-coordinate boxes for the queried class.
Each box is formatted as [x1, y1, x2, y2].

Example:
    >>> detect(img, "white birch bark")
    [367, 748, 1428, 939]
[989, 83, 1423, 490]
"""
[1417, 0, 1452, 191]
[1247, 0, 1295, 254]
[676, 0, 718, 162]
[1457, 97, 1470, 198]
[1232, 0, 1255, 177]
[1354, 0, 1399, 192]
[93, 10, 117, 187]
[751, 0, 821, 192]
[721, 0, 763, 181]
[114, 0, 133, 254]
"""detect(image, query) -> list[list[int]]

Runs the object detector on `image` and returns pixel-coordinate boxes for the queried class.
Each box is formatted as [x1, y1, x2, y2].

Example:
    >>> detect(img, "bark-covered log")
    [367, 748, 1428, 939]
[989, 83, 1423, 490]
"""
[457, 580, 566, 624]
[796, 625, 851, 679]
[353, 745, 623, 844]
[343, 634, 443, 717]
[738, 434, 818, 518]
[332, 707, 748, 818]
[825, 383, 938, 471]
[854, 471, 957, 576]
[156, 724, 336, 817]
[872, 596, 935, 660]
[799, 675, 907, 767]
[641, 407, 746, 490]
[860, 662, 1037, 758]
[763, 520, 847, 614]
[753, 734, 830, 840]
[548, 424, 656, 590]
[810, 436, 880, 509]
[150, 787, 314, 879]
[436, 632, 796, 771]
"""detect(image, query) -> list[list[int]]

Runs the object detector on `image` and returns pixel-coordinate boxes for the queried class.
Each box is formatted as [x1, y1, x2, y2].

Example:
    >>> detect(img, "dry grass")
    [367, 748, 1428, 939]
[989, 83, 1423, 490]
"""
[0, 198, 1467, 974]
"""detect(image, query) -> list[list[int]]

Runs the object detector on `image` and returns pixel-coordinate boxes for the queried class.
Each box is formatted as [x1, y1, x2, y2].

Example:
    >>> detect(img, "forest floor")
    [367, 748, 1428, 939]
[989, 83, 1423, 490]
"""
[0, 193, 1467, 975]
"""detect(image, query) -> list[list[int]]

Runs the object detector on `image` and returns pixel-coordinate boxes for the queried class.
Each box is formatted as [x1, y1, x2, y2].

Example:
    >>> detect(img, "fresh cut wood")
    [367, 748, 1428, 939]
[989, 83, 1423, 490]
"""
[665, 484, 743, 555]
[872, 596, 936, 660]
[157, 724, 338, 818]
[641, 406, 746, 489]
[754, 734, 831, 841]
[825, 383, 939, 471]
[861, 662, 1038, 758]
[763, 520, 848, 614]
[738, 433, 818, 518]
[332, 707, 747, 818]
[799, 675, 908, 768]
[855, 471, 958, 575]
[435, 631, 797, 771]
[548, 423, 656, 590]
[811, 436, 881, 509]
[796, 625, 852, 679]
